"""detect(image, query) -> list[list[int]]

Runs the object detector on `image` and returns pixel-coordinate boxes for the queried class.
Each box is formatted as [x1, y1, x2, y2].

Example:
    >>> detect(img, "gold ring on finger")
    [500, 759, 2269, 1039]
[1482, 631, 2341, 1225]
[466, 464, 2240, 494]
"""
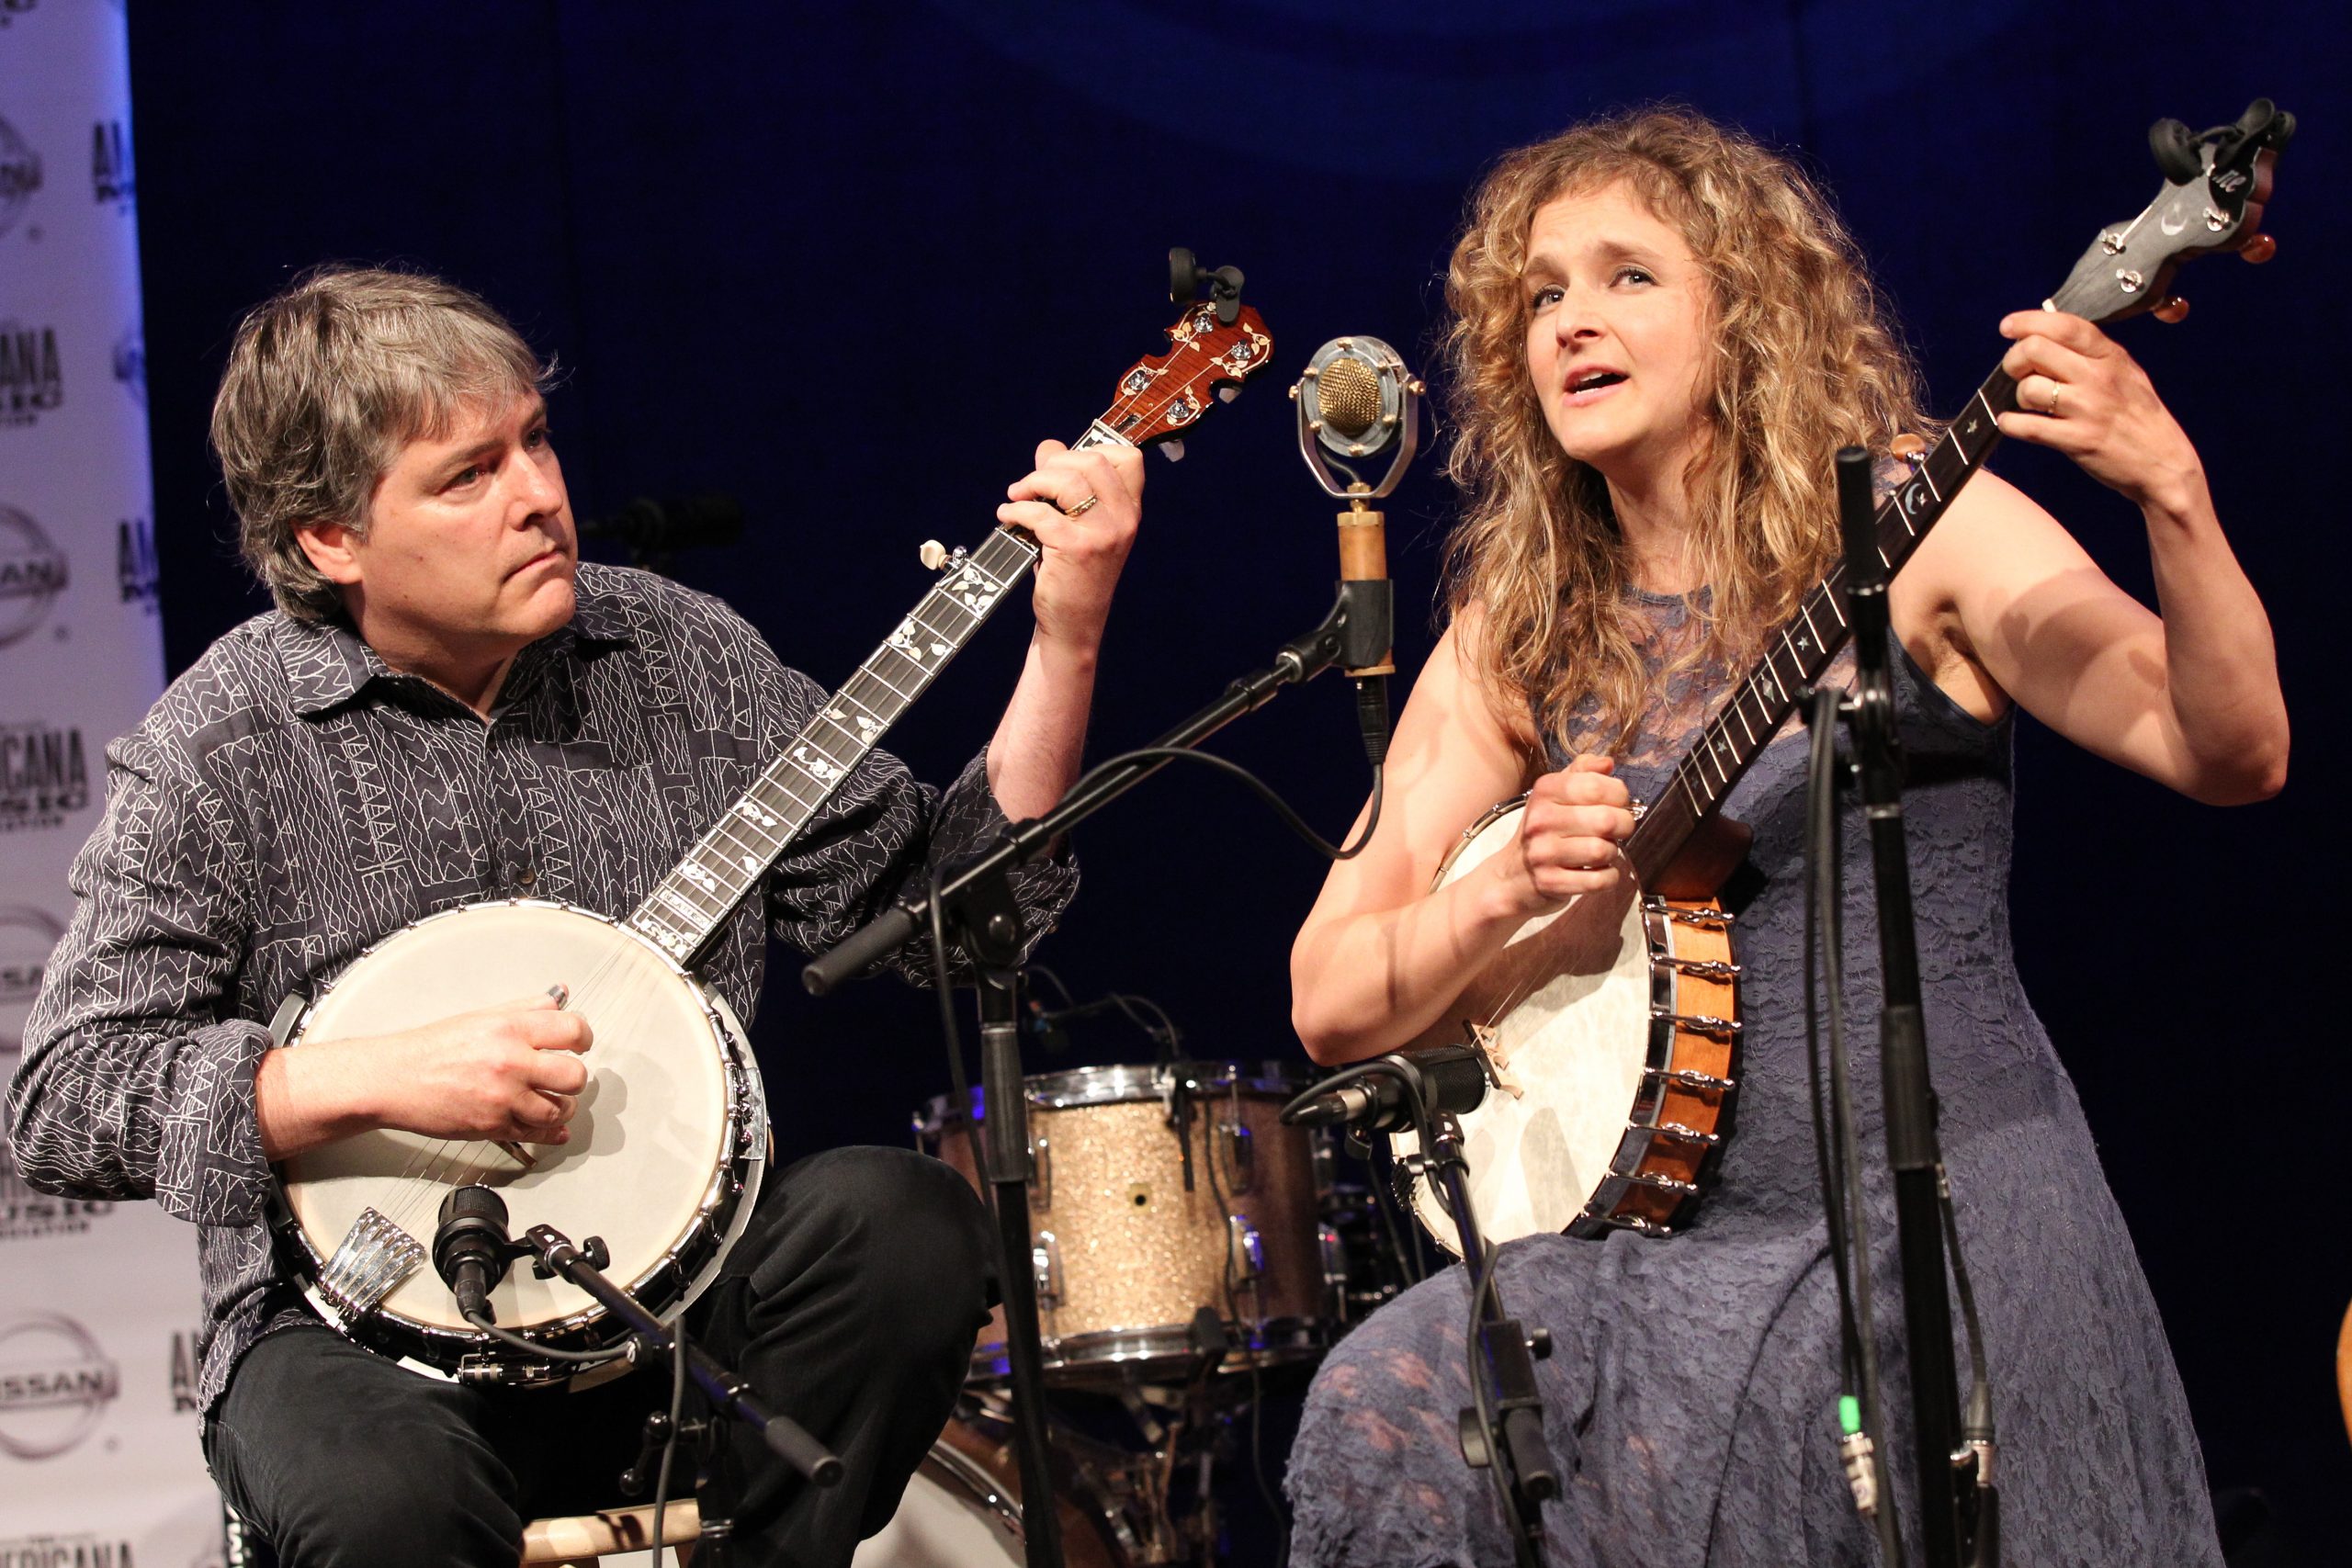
[1062, 494, 1100, 517]
[2045, 382, 2064, 417]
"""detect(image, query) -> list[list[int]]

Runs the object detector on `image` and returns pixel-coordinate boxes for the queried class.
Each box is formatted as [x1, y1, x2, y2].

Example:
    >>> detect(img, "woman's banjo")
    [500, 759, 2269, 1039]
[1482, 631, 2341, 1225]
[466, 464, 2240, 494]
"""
[272, 293, 1273, 1380]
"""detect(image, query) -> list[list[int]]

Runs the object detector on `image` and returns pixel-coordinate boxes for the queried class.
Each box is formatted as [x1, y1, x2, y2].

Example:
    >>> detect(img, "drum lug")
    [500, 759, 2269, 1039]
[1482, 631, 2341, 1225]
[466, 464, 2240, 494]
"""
[1653, 1121, 1722, 1147]
[1029, 1129, 1052, 1212]
[1662, 905, 1735, 929]
[1317, 1224, 1350, 1322]
[1032, 1229, 1063, 1310]
[1215, 1115, 1255, 1196]
[1227, 1215, 1264, 1282]
[1627, 1170, 1701, 1196]
[1651, 1006, 1741, 1037]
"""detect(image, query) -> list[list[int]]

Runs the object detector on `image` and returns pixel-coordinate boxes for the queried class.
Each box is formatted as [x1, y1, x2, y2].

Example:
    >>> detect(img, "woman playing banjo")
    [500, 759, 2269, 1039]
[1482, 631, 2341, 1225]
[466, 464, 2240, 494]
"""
[1285, 109, 2284, 1565]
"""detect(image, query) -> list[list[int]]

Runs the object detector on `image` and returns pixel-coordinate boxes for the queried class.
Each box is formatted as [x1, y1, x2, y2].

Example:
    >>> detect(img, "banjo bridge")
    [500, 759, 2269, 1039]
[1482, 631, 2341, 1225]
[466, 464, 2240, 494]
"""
[1464, 1021, 1524, 1099]
[317, 1206, 427, 1317]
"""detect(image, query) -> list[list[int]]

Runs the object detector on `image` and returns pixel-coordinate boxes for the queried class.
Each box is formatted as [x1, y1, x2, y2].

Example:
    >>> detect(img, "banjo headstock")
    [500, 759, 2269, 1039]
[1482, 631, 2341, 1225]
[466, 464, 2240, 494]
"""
[1096, 299, 1275, 448]
[2045, 98, 2294, 324]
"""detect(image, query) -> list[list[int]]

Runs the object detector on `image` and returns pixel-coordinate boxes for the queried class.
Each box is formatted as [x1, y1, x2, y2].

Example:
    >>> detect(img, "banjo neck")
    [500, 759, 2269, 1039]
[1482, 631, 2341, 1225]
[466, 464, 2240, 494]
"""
[1623, 112, 2289, 887]
[625, 301, 1276, 968]
[1622, 367, 2012, 887]
[624, 517, 1049, 967]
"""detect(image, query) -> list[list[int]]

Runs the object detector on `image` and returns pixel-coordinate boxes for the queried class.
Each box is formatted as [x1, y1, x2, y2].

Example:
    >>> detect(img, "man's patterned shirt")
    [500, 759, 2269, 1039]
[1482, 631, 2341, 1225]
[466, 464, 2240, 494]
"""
[5, 562, 1076, 1409]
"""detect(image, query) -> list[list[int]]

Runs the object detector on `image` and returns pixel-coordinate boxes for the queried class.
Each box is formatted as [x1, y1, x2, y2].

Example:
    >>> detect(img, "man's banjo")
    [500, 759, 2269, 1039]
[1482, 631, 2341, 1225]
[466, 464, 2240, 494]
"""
[271, 292, 1273, 1380]
[1396, 104, 2290, 1254]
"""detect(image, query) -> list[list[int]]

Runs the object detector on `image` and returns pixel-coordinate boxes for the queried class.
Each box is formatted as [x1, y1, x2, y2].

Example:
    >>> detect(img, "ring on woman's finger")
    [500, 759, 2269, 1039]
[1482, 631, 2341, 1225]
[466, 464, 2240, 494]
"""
[2043, 381, 2064, 417]
[1061, 494, 1100, 517]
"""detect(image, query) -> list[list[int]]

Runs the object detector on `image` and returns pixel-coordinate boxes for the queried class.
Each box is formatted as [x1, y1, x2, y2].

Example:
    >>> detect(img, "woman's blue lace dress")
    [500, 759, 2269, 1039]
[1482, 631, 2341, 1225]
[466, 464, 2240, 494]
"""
[1285, 591, 2221, 1567]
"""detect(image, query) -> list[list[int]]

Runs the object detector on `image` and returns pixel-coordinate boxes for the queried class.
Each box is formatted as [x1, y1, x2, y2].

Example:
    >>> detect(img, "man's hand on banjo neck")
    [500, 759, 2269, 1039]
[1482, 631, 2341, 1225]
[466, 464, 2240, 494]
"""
[255, 991, 593, 1161]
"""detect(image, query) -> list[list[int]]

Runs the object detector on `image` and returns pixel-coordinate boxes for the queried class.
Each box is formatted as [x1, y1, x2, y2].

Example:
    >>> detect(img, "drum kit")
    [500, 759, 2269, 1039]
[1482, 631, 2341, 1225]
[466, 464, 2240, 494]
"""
[854, 1058, 1414, 1567]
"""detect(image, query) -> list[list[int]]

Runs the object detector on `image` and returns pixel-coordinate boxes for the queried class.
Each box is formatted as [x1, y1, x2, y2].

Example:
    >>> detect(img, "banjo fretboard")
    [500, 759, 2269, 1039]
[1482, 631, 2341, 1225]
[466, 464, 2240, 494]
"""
[1624, 366, 2018, 884]
[622, 424, 1143, 966]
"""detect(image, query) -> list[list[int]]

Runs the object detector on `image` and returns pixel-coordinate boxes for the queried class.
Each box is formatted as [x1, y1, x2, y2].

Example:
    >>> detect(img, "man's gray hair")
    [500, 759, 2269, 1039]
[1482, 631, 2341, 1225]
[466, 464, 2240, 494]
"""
[209, 265, 552, 622]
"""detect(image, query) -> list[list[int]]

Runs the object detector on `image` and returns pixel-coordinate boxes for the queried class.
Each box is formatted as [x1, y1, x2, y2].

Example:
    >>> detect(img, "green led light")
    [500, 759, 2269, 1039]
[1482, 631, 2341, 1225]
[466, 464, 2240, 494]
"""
[1838, 1395, 1862, 1436]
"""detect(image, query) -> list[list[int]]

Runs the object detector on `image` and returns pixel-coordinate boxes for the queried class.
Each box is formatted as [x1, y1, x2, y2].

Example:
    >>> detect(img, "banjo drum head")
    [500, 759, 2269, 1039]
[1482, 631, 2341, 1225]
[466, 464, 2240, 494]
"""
[1396, 803, 1653, 1250]
[280, 900, 736, 1337]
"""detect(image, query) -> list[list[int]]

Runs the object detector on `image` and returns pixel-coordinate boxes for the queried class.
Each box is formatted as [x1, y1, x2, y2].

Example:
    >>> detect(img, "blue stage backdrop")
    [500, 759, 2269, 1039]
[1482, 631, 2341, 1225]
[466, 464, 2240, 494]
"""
[119, 0, 2348, 1553]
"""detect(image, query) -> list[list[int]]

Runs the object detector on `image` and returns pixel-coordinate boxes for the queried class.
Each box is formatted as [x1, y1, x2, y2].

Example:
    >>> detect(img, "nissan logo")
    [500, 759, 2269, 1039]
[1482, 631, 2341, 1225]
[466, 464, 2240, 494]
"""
[0, 1313, 121, 1461]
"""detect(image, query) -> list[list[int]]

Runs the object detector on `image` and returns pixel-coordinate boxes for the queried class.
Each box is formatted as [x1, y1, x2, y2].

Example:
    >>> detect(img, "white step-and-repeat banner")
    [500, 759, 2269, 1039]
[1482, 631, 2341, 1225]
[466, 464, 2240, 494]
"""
[2, 2, 223, 1562]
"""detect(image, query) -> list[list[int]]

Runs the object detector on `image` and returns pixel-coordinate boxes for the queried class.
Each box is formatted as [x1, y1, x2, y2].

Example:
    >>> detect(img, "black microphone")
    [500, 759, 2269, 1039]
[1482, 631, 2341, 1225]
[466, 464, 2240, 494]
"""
[578, 493, 744, 557]
[1282, 1044, 1489, 1134]
[433, 1184, 514, 1325]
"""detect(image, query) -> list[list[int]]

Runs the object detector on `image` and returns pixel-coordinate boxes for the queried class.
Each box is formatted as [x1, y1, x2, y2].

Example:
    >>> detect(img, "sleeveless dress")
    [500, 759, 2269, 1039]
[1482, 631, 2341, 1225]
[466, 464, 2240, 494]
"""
[1284, 590, 2222, 1567]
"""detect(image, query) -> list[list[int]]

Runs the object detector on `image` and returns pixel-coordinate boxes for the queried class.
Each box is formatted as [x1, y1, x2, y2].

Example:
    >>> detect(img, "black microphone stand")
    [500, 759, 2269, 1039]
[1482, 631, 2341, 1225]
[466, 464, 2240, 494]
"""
[801, 585, 1384, 1568]
[1830, 446, 1994, 1568]
[942, 869, 1069, 1568]
[1281, 1055, 1556, 1566]
[515, 1222, 842, 1566]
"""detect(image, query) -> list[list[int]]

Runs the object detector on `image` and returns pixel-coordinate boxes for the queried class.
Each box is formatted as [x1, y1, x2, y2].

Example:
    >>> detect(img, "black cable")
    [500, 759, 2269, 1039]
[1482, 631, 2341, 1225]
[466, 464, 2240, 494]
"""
[1355, 1138, 1425, 1292]
[1803, 693, 1865, 1404]
[928, 860, 997, 1223]
[649, 1311, 688, 1566]
[1804, 685, 1900, 1563]
[1939, 1194, 1990, 1396]
[1103, 992, 1183, 1057]
[1023, 962, 1080, 1010]
[1065, 746, 1385, 863]
[459, 1309, 630, 1366]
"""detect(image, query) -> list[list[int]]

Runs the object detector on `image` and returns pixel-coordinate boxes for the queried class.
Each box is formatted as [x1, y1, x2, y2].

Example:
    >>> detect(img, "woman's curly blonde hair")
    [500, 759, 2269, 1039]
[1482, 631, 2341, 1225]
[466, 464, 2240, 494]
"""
[1440, 107, 1928, 754]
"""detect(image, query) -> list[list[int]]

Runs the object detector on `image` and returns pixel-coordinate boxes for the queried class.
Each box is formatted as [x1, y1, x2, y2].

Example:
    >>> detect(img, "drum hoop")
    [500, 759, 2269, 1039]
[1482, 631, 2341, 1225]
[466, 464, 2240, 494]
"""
[273, 897, 768, 1379]
[919, 1059, 1315, 1127]
[969, 1315, 1327, 1382]
[917, 1440, 1026, 1541]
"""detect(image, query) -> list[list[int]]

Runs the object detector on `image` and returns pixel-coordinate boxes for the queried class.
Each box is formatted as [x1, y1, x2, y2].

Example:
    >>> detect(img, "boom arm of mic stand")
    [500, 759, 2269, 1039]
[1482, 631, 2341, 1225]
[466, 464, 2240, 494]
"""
[802, 592, 1360, 995]
[519, 1224, 843, 1488]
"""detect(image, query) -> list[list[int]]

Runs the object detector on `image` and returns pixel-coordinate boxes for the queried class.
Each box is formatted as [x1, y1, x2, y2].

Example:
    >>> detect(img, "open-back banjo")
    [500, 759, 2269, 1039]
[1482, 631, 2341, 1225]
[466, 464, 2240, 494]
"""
[1396, 102, 2291, 1254]
[271, 289, 1274, 1381]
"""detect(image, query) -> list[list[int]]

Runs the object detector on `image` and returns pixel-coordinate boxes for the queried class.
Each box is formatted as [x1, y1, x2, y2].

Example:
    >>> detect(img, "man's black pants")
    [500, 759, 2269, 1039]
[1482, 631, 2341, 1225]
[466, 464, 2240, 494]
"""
[203, 1145, 993, 1568]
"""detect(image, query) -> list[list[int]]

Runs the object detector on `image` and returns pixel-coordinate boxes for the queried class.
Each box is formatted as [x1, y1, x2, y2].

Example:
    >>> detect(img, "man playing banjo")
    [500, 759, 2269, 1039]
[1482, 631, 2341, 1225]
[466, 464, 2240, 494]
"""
[5, 265, 1145, 1566]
